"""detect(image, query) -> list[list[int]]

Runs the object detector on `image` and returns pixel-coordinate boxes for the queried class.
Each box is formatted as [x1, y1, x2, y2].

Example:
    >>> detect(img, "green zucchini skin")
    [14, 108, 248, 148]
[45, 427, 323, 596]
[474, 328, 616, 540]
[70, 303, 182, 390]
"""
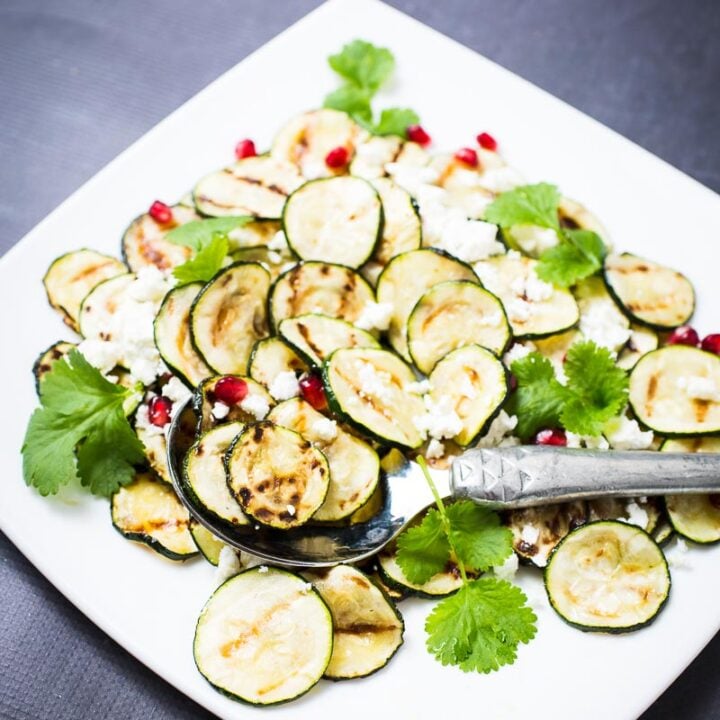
[32, 340, 76, 393]
[189, 519, 225, 566]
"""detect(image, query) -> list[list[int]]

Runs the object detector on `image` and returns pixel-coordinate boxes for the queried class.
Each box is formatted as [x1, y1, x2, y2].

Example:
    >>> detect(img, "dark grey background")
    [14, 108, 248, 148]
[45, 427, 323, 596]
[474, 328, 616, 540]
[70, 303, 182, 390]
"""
[2, 1, 719, 718]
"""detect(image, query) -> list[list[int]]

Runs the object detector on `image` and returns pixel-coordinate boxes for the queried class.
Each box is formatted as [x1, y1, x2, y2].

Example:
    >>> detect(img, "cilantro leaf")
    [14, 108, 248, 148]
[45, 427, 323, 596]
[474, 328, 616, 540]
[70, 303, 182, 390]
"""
[165, 216, 251, 251]
[323, 84, 373, 126]
[425, 578, 537, 674]
[560, 340, 629, 435]
[484, 183, 561, 231]
[536, 229, 606, 288]
[445, 501, 513, 572]
[172, 234, 228, 286]
[328, 39, 394, 92]
[22, 350, 144, 497]
[507, 353, 567, 440]
[373, 107, 420, 137]
[396, 508, 450, 584]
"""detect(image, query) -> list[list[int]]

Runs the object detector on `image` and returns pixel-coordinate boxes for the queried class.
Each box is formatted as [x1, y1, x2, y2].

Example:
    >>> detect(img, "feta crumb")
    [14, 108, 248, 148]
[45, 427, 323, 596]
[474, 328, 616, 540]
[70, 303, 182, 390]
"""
[269, 371, 300, 401]
[510, 272, 554, 303]
[356, 361, 393, 403]
[301, 159, 329, 181]
[413, 394, 463, 440]
[618, 501, 649, 529]
[667, 538, 691, 570]
[565, 432, 610, 450]
[161, 376, 192, 406]
[211, 401, 230, 420]
[677, 375, 720, 402]
[258, 565, 269, 574]
[472, 261, 500, 291]
[476, 411, 519, 448]
[286, 504, 296, 517]
[426, 438, 445, 459]
[520, 524, 540, 544]
[240, 393, 270, 421]
[406, 379, 432, 395]
[604, 416, 654, 450]
[311, 417, 338, 443]
[268, 230, 289, 251]
[215, 546, 241, 586]
[77, 338, 120, 375]
[354, 301, 393, 332]
[128, 266, 170, 303]
[477, 166, 526, 193]
[503, 342, 536, 366]
[506, 298, 532, 323]
[579, 301, 631, 353]
[301, 582, 314, 594]
[492, 552, 519, 581]
[508, 225, 559, 255]
[385, 162, 440, 198]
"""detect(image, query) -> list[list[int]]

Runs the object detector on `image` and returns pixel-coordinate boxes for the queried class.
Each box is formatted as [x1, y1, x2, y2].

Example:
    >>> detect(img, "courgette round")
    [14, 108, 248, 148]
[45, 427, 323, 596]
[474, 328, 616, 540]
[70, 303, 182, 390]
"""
[78, 272, 134, 340]
[189, 519, 225, 566]
[32, 340, 76, 392]
[194, 375, 273, 434]
[377, 547, 464, 598]
[369, 177, 422, 265]
[247, 336, 308, 389]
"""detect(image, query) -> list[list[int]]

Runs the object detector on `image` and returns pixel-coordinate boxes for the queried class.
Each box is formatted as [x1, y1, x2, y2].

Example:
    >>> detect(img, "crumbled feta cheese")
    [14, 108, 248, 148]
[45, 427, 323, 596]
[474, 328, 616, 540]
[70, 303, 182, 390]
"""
[604, 416, 654, 450]
[579, 301, 631, 353]
[127, 266, 170, 303]
[619, 501, 649, 529]
[385, 162, 440, 198]
[286, 504, 296, 517]
[508, 225, 559, 255]
[510, 272, 554, 302]
[492, 552, 519, 581]
[301, 159, 328, 181]
[520, 524, 540, 544]
[506, 298, 532, 322]
[301, 582, 314, 594]
[677, 375, 720, 402]
[356, 361, 393, 403]
[268, 230, 289, 251]
[161, 376, 192, 405]
[414, 394, 463, 440]
[240, 393, 270, 420]
[268, 371, 300, 401]
[267, 251, 282, 264]
[211, 401, 230, 420]
[215, 546, 241, 586]
[476, 411, 519, 448]
[473, 261, 500, 291]
[565, 432, 610, 450]
[133, 401, 165, 437]
[426, 438, 445, 459]
[477, 166, 525, 193]
[503, 342, 536, 366]
[666, 538, 691, 569]
[355, 138, 393, 164]
[354, 301, 393, 332]
[77, 338, 120, 375]
[311, 417, 338, 443]
[406, 379, 432, 395]
[258, 565, 269, 573]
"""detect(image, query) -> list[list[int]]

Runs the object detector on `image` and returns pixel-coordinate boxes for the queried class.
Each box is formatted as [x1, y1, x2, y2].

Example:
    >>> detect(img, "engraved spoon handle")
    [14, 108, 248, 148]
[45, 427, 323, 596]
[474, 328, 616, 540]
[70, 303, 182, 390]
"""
[450, 446, 720, 509]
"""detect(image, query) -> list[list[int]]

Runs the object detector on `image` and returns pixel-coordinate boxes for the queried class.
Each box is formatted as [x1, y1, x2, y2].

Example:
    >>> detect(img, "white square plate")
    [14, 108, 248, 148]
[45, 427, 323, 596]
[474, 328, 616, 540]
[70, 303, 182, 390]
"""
[2, 1, 720, 717]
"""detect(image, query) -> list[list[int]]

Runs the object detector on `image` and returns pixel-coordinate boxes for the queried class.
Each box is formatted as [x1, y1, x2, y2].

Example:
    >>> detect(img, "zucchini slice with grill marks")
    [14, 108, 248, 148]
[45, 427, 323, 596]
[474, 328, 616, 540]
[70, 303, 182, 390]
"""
[43, 249, 127, 331]
[662, 437, 720, 544]
[226, 421, 330, 529]
[629, 346, 720, 435]
[33, 340, 76, 390]
[408, 281, 511, 374]
[323, 347, 426, 449]
[587, 497, 661, 534]
[279, 314, 380, 367]
[154, 283, 212, 387]
[545, 520, 670, 632]
[111, 472, 197, 560]
[193, 567, 333, 706]
[224, 219, 281, 251]
[183, 421, 248, 526]
[426, 344, 509, 446]
[269, 262, 375, 328]
[78, 272, 134, 340]
[268, 398, 380, 521]
[190, 262, 270, 375]
[617, 325, 659, 371]
[195, 375, 273, 433]
[603, 252, 695, 330]
[305, 565, 403, 680]
[376, 248, 478, 361]
[369, 178, 421, 264]
[190, 520, 225, 566]
[653, 517, 675, 546]
[283, 177, 382, 268]
[193, 156, 304, 219]
[122, 204, 197, 272]
[248, 336, 308, 389]
[350, 136, 404, 179]
[574, 275, 630, 354]
[474, 253, 579, 339]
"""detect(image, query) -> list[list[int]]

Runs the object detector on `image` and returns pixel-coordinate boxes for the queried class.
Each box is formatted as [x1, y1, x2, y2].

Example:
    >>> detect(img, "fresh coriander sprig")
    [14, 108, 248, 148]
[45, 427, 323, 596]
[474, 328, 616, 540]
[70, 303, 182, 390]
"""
[395, 457, 537, 674]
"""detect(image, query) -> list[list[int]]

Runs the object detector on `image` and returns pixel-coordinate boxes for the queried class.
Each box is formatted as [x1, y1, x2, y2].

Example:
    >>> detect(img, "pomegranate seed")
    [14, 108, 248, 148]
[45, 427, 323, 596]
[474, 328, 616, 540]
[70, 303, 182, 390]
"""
[406, 124, 431, 147]
[149, 200, 173, 224]
[299, 374, 327, 411]
[667, 326, 699, 347]
[476, 132, 498, 151]
[508, 374, 518, 392]
[534, 428, 567, 447]
[234, 139, 257, 160]
[214, 376, 249, 405]
[148, 396, 172, 427]
[701, 333, 720, 355]
[325, 146, 350, 169]
[454, 147, 478, 168]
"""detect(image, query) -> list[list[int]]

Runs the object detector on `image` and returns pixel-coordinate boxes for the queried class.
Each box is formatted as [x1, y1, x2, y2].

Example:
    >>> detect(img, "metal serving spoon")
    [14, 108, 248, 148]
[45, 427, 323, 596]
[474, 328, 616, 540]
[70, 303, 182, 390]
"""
[167, 400, 720, 568]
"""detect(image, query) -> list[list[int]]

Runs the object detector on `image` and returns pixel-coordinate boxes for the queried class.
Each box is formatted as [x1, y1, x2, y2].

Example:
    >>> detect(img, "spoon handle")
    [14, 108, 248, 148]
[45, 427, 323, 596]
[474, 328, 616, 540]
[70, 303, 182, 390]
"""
[450, 446, 720, 508]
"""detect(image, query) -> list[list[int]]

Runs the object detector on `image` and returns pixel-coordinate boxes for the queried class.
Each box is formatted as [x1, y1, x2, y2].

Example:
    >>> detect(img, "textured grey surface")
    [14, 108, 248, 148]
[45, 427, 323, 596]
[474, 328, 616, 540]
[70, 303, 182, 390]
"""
[2, 0, 720, 718]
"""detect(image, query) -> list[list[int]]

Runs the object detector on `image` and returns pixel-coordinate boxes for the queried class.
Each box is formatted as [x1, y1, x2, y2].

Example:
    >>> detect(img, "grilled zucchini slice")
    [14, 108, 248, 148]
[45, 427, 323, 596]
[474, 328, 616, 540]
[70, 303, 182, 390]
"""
[350, 136, 404, 179]
[154, 283, 212, 387]
[279, 314, 380, 367]
[190, 262, 270, 375]
[193, 567, 333, 705]
[111, 472, 197, 560]
[617, 325, 659, 370]
[183, 421, 248, 526]
[474, 253, 579, 339]
[135, 424, 171, 484]
[323, 347, 426, 449]
[122, 204, 197, 272]
[195, 375, 273, 433]
[226, 421, 330, 529]
[283, 177, 382, 268]
[268, 398, 380, 521]
[305, 565, 403, 679]
[189, 520, 225, 566]
[662, 437, 720, 544]
[78, 272, 134, 340]
[193, 156, 303, 219]
[426, 344, 509, 446]
[376, 249, 478, 361]
[408, 281, 511, 373]
[629, 346, 720, 435]
[43, 249, 127, 331]
[574, 276, 630, 354]
[224, 219, 281, 251]
[248, 337, 308, 389]
[587, 497, 662, 534]
[269, 262, 375, 328]
[604, 252, 695, 330]
[378, 544, 464, 598]
[33, 340, 76, 390]
[545, 520, 670, 632]
[369, 178, 421, 264]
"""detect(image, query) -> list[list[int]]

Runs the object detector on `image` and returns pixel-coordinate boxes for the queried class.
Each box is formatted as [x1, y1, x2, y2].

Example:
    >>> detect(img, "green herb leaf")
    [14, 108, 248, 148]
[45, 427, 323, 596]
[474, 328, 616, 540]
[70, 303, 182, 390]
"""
[165, 216, 251, 251]
[323, 84, 373, 126]
[484, 183, 561, 231]
[172, 234, 229, 286]
[22, 350, 144, 497]
[396, 508, 451, 584]
[425, 578, 537, 674]
[536, 229, 606, 288]
[328, 39, 395, 92]
[373, 107, 420, 137]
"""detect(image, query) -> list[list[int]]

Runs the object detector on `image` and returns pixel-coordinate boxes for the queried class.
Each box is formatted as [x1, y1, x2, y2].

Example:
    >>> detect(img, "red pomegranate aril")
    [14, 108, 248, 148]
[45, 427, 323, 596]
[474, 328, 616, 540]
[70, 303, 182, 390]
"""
[667, 325, 699, 347]
[454, 147, 479, 168]
[534, 428, 567, 447]
[234, 138, 257, 160]
[476, 132, 498, 151]
[325, 146, 350, 168]
[149, 200, 173, 224]
[701, 333, 720, 355]
[148, 396, 173, 427]
[406, 124, 431, 147]
[214, 376, 249, 405]
[299, 374, 328, 411]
